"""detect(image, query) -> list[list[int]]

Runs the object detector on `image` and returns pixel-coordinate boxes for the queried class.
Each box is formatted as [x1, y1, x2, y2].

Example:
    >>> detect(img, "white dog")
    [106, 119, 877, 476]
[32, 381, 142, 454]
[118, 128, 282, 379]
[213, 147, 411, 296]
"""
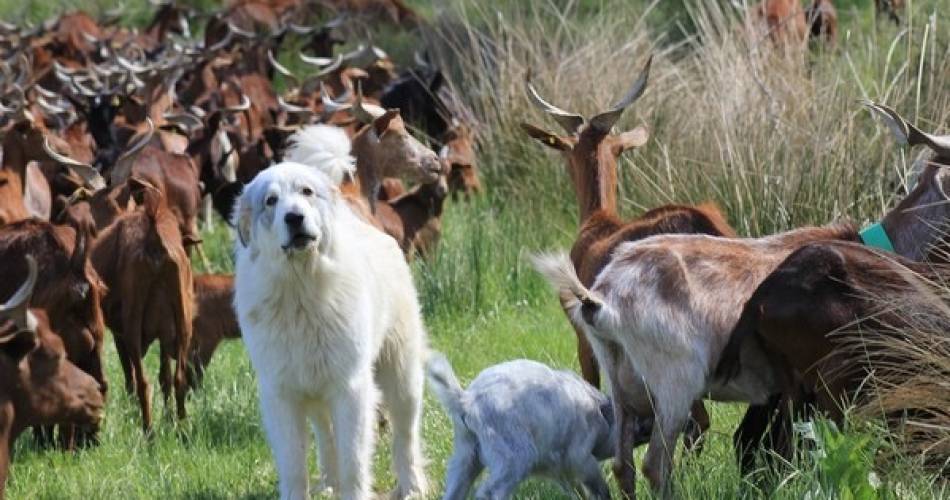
[232, 161, 428, 500]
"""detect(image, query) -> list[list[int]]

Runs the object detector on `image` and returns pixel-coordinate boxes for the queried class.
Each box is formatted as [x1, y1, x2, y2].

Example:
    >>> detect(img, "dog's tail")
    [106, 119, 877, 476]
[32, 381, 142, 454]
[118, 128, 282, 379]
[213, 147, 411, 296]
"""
[530, 252, 607, 329]
[425, 351, 467, 427]
[283, 124, 356, 186]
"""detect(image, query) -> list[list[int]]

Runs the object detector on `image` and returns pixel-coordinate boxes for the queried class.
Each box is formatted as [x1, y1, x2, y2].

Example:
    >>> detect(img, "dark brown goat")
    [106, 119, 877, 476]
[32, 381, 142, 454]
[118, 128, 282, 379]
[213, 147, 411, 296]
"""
[189, 274, 240, 388]
[376, 173, 449, 259]
[0, 257, 104, 496]
[521, 56, 736, 498]
[719, 102, 950, 472]
[91, 179, 194, 433]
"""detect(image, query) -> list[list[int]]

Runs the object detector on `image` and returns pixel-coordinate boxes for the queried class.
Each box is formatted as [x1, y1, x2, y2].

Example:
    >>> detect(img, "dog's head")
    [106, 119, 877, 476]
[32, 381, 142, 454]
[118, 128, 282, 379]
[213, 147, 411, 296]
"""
[233, 162, 338, 258]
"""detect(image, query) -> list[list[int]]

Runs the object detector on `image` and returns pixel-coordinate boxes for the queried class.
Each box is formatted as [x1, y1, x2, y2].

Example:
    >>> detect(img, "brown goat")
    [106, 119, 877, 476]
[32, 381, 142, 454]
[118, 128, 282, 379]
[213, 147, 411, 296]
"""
[522, 56, 736, 498]
[747, 0, 808, 47]
[441, 120, 482, 200]
[375, 172, 450, 259]
[536, 101, 950, 496]
[719, 102, 950, 472]
[0, 257, 104, 496]
[91, 179, 194, 433]
[0, 220, 108, 447]
[189, 274, 240, 388]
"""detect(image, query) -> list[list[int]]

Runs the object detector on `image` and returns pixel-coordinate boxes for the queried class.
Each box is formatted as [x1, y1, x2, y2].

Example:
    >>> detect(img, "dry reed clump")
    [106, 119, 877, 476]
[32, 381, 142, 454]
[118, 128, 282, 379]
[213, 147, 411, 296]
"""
[834, 263, 950, 475]
[419, 0, 948, 234]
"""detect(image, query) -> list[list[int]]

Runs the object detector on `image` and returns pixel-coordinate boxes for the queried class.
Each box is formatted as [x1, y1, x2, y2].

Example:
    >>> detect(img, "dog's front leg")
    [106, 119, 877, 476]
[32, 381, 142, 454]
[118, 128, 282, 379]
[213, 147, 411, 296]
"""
[260, 388, 310, 500]
[331, 374, 379, 500]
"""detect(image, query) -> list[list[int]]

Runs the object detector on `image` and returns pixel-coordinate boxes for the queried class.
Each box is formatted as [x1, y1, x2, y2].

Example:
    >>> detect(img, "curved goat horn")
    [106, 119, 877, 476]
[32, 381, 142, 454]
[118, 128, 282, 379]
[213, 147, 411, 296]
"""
[589, 55, 653, 133]
[268, 50, 299, 88]
[43, 136, 107, 190]
[0, 255, 38, 332]
[222, 93, 251, 113]
[351, 81, 384, 124]
[319, 81, 351, 120]
[277, 95, 311, 115]
[863, 101, 950, 157]
[525, 72, 584, 135]
[299, 51, 335, 67]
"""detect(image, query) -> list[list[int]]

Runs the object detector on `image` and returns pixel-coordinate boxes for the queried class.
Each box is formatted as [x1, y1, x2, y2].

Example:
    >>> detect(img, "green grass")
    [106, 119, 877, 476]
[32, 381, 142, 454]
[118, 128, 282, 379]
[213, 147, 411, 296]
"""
[6, 0, 950, 498]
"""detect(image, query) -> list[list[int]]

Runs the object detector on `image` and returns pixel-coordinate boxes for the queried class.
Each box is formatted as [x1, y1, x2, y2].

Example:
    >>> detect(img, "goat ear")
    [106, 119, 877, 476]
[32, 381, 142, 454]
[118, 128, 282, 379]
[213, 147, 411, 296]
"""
[613, 126, 649, 155]
[0, 329, 38, 362]
[373, 109, 401, 138]
[428, 70, 444, 93]
[520, 123, 572, 151]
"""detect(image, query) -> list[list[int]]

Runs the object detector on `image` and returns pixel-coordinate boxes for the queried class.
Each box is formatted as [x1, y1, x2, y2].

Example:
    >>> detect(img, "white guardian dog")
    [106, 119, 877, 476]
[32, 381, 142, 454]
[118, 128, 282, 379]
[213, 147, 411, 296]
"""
[232, 161, 428, 500]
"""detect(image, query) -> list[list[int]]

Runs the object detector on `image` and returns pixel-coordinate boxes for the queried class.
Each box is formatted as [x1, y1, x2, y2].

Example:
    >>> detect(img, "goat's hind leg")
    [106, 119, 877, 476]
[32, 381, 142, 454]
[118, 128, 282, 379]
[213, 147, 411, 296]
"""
[642, 394, 691, 497]
[442, 437, 484, 500]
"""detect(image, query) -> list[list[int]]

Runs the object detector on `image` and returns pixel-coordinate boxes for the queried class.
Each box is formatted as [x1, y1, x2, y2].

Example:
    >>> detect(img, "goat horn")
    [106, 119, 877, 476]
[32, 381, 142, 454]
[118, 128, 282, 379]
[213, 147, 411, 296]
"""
[162, 112, 204, 133]
[277, 95, 311, 114]
[340, 44, 366, 62]
[863, 101, 950, 157]
[227, 21, 257, 39]
[319, 81, 351, 119]
[308, 54, 343, 79]
[351, 81, 384, 124]
[43, 136, 107, 190]
[299, 51, 335, 67]
[525, 72, 584, 135]
[33, 85, 57, 99]
[414, 50, 430, 69]
[0, 255, 38, 331]
[116, 55, 150, 74]
[323, 14, 346, 30]
[37, 95, 68, 114]
[589, 55, 653, 133]
[268, 50, 299, 88]
[80, 31, 99, 45]
[111, 118, 155, 185]
[287, 22, 315, 35]
[222, 93, 251, 113]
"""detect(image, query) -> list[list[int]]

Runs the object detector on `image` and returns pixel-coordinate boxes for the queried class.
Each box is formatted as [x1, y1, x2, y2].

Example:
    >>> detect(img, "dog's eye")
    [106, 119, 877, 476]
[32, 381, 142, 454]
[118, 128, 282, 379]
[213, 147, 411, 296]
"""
[301, 187, 313, 197]
[265, 195, 278, 206]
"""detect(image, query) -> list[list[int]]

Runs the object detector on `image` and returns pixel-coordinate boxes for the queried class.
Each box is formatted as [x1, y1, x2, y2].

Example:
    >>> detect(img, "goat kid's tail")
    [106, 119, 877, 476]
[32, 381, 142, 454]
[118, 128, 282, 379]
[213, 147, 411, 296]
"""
[530, 252, 605, 329]
[425, 351, 467, 427]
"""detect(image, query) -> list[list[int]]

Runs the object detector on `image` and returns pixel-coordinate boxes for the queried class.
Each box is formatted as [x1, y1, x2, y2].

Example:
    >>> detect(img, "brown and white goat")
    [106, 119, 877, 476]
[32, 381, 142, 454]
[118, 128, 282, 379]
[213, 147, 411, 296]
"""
[0, 257, 104, 495]
[535, 101, 950, 495]
[91, 179, 194, 433]
[521, 56, 736, 498]
[718, 102, 950, 472]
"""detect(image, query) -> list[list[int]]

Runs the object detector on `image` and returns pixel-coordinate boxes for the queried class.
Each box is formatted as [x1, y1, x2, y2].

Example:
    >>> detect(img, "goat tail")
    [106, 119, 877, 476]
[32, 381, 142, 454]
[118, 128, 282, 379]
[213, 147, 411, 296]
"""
[425, 351, 467, 426]
[530, 252, 605, 329]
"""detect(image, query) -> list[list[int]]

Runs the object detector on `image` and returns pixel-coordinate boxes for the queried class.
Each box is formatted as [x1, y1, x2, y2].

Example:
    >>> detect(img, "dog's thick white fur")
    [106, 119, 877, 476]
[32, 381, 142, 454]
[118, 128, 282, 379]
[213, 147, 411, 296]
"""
[232, 162, 428, 500]
[427, 353, 615, 500]
[283, 125, 356, 185]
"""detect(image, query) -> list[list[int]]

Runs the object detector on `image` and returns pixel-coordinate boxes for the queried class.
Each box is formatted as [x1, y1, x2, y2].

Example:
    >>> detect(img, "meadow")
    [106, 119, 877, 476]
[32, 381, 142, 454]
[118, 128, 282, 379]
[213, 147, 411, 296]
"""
[4, 0, 950, 498]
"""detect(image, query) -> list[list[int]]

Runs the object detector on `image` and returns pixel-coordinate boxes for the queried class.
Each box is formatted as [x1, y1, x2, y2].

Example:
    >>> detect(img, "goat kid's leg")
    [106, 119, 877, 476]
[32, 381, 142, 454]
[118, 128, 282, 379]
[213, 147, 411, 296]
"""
[158, 341, 173, 413]
[260, 388, 310, 500]
[174, 347, 189, 420]
[331, 376, 378, 500]
[733, 396, 781, 475]
[473, 464, 528, 500]
[578, 456, 611, 500]
[128, 343, 152, 434]
[113, 333, 135, 394]
[442, 440, 483, 500]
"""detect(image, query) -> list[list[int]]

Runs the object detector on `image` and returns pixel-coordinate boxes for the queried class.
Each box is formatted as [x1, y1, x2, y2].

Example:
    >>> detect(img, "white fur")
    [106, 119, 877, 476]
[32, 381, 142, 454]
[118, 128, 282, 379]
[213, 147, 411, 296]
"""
[284, 125, 356, 185]
[426, 354, 615, 500]
[233, 162, 428, 500]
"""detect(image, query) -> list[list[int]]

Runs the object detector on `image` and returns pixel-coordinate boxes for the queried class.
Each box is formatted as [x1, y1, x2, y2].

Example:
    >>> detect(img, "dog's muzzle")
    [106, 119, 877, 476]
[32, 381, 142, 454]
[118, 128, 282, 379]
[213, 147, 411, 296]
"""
[282, 212, 317, 252]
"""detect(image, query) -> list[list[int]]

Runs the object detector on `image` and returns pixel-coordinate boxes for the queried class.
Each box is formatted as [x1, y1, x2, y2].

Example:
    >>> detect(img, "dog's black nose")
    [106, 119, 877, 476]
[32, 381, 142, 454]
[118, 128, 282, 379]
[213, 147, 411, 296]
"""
[284, 212, 304, 228]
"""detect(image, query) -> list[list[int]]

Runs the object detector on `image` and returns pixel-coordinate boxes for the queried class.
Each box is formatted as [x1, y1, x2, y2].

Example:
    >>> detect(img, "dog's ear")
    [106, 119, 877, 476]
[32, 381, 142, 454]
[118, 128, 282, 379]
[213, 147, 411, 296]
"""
[233, 184, 253, 248]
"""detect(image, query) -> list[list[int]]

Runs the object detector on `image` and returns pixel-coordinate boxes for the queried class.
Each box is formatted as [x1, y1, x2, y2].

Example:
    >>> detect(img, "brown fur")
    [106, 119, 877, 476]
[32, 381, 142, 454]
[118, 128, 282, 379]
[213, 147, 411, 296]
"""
[747, 0, 808, 47]
[189, 274, 240, 388]
[91, 180, 194, 433]
[0, 309, 103, 495]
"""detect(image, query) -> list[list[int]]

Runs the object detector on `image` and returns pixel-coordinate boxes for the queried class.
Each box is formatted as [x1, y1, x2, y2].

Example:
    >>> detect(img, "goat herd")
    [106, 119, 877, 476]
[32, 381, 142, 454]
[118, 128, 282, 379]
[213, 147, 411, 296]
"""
[0, 0, 942, 498]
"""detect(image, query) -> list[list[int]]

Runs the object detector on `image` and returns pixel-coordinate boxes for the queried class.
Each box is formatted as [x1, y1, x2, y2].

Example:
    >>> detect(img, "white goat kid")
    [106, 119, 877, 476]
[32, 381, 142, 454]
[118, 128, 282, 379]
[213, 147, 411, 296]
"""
[427, 353, 616, 500]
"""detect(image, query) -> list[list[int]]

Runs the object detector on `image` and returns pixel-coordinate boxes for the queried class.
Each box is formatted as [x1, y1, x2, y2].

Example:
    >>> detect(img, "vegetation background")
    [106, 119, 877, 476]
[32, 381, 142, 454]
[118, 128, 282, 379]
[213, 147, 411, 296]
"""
[2, 0, 948, 498]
